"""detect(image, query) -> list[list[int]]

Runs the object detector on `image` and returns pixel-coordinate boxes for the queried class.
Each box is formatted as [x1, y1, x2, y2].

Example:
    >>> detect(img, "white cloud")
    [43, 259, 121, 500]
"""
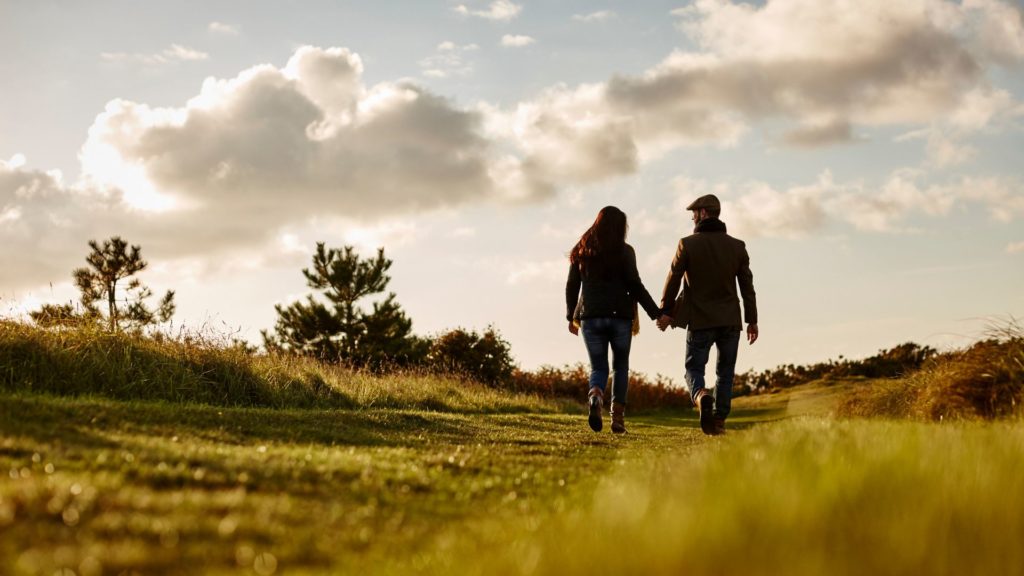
[781, 120, 857, 148]
[101, 44, 209, 65]
[667, 168, 1024, 239]
[4, 154, 27, 170]
[651, 0, 1023, 128]
[477, 0, 1024, 190]
[81, 46, 508, 221]
[506, 259, 564, 285]
[454, 0, 522, 21]
[827, 170, 957, 233]
[490, 83, 638, 187]
[675, 174, 829, 239]
[956, 176, 1024, 222]
[208, 22, 240, 36]
[962, 0, 1024, 65]
[420, 42, 479, 78]
[501, 34, 536, 47]
[0, 46, 557, 291]
[1007, 241, 1024, 254]
[925, 130, 977, 168]
[573, 11, 616, 23]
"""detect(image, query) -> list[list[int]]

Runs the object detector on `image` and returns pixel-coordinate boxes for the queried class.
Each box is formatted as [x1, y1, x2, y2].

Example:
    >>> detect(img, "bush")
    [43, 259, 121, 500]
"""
[736, 342, 938, 393]
[427, 326, 515, 386]
[509, 363, 691, 413]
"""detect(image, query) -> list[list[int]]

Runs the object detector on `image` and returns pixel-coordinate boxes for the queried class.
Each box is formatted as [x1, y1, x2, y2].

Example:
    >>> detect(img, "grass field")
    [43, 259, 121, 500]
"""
[3, 322, 1023, 575]
[4, 383, 1024, 575]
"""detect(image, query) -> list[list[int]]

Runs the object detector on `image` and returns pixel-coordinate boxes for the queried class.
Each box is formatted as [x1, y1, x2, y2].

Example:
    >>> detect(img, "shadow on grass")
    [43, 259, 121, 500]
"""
[0, 393, 476, 450]
[633, 402, 789, 432]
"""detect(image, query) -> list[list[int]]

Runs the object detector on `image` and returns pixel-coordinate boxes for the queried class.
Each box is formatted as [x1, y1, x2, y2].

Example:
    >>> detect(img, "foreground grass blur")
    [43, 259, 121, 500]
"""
[455, 418, 1024, 576]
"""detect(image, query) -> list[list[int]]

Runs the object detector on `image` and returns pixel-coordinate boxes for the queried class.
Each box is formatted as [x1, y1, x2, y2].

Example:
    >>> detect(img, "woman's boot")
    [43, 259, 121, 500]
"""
[610, 402, 626, 434]
[588, 387, 604, 432]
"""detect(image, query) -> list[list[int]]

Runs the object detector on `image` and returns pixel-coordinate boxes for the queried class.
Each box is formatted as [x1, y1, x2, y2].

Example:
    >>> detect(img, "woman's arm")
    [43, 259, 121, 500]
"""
[623, 246, 660, 320]
[565, 261, 582, 322]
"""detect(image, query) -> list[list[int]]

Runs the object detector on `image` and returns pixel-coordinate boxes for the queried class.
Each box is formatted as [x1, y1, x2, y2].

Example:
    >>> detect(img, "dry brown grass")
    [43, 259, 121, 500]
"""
[840, 319, 1024, 421]
[0, 320, 553, 413]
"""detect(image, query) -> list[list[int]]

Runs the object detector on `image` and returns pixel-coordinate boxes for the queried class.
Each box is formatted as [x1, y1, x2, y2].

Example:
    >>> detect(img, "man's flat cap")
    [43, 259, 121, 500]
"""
[685, 194, 721, 211]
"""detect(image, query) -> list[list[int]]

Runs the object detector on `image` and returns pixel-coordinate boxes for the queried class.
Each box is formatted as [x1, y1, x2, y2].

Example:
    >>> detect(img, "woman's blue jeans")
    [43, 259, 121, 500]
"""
[580, 317, 633, 405]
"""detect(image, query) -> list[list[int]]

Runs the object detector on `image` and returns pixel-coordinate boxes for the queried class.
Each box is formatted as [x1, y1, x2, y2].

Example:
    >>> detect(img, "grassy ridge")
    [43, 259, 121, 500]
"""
[839, 334, 1024, 421]
[0, 321, 553, 414]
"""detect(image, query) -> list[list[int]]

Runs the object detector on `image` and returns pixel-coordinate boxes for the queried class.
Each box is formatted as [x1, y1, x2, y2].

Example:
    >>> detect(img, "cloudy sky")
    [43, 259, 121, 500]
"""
[2, 0, 1023, 380]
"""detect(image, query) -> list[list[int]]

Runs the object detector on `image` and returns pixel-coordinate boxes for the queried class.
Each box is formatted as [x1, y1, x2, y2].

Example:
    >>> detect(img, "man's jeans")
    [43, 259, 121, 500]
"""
[580, 318, 633, 405]
[685, 326, 741, 419]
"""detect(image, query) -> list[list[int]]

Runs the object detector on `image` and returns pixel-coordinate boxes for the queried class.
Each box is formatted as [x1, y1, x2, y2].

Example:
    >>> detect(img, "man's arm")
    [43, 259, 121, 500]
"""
[660, 239, 687, 316]
[657, 239, 687, 331]
[737, 242, 758, 343]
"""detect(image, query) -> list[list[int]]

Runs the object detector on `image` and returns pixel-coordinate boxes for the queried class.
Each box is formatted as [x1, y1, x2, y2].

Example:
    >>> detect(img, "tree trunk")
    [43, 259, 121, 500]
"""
[108, 280, 117, 331]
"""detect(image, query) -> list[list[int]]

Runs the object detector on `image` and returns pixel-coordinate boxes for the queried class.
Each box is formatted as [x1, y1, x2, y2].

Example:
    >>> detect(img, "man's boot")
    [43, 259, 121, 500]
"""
[713, 417, 726, 435]
[588, 387, 604, 432]
[610, 402, 626, 434]
[696, 389, 715, 435]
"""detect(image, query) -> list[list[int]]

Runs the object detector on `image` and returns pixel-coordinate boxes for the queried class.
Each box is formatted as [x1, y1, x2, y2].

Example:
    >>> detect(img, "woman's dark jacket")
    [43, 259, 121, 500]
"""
[565, 244, 661, 322]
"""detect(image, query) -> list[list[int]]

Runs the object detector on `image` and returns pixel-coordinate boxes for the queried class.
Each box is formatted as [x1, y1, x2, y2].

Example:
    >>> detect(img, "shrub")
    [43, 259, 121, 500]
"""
[427, 326, 515, 386]
[737, 342, 938, 393]
[509, 363, 691, 413]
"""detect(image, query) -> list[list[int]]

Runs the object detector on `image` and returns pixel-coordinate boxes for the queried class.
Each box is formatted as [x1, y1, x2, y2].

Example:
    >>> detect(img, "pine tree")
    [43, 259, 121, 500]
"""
[263, 243, 427, 368]
[33, 236, 175, 331]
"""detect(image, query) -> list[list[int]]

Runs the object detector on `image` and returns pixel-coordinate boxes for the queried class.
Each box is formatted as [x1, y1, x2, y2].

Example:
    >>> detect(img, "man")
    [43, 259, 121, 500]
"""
[657, 194, 758, 435]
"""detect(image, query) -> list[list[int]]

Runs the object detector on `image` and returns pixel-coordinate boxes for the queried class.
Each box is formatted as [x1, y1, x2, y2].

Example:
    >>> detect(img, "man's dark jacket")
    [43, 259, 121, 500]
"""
[566, 244, 660, 322]
[660, 218, 757, 330]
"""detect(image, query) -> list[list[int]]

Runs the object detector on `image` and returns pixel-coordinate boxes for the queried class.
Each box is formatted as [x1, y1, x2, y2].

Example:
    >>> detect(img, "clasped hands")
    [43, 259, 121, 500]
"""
[656, 316, 760, 344]
[571, 317, 758, 344]
[656, 315, 673, 331]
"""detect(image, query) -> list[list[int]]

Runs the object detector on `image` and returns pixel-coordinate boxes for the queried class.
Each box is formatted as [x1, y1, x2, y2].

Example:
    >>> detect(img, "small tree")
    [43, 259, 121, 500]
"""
[263, 243, 427, 368]
[33, 236, 175, 331]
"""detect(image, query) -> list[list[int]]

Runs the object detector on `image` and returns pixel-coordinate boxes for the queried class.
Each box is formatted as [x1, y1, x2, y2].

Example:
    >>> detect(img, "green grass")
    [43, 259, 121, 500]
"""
[5, 321, 1024, 575]
[4, 388, 1024, 575]
[0, 393, 705, 575]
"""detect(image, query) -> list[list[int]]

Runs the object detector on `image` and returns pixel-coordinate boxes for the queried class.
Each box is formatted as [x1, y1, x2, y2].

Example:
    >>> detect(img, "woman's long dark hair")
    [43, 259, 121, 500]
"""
[570, 206, 628, 276]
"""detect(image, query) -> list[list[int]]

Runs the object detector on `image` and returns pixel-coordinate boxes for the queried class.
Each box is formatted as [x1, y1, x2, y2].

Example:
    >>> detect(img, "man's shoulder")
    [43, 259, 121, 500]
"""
[683, 232, 747, 249]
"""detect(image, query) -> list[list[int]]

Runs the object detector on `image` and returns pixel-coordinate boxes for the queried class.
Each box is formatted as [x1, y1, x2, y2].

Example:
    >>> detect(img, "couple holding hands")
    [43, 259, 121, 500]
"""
[565, 194, 758, 436]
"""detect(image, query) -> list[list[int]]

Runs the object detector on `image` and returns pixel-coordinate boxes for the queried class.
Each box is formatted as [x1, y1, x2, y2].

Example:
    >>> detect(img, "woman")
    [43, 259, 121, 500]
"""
[566, 206, 660, 433]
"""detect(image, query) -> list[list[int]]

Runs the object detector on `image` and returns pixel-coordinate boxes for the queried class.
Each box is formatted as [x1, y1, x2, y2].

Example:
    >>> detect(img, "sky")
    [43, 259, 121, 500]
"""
[2, 0, 1023, 382]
